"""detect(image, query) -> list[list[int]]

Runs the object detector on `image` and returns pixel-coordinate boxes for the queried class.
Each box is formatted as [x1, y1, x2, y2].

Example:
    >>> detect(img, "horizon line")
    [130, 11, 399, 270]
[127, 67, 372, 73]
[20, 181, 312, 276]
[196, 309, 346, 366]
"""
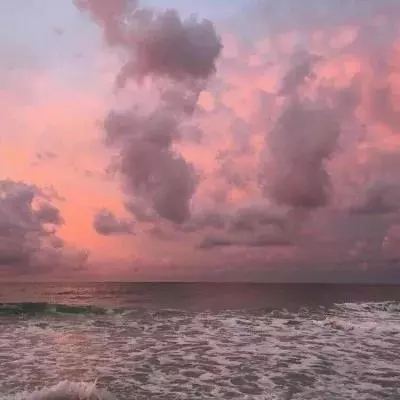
[1, 280, 400, 285]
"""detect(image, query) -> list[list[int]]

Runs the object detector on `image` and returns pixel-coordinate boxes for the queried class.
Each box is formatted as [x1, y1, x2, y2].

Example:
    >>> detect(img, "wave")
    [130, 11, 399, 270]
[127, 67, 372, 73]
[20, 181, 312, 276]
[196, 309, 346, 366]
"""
[0, 302, 119, 316]
[0, 302, 307, 317]
[0, 302, 188, 317]
[334, 301, 400, 313]
[5, 380, 116, 400]
[1, 300, 398, 318]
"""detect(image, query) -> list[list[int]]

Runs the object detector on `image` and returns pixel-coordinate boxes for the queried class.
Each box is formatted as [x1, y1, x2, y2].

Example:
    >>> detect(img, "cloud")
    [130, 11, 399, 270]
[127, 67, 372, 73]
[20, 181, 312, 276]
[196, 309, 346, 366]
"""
[66, 0, 400, 280]
[350, 181, 400, 215]
[35, 202, 65, 225]
[0, 179, 88, 273]
[199, 235, 293, 250]
[124, 200, 158, 223]
[93, 209, 134, 235]
[179, 2, 400, 266]
[179, 201, 298, 252]
[261, 54, 342, 209]
[104, 109, 198, 223]
[115, 9, 222, 85]
[370, 86, 400, 133]
[76, 1, 222, 84]
[34, 151, 58, 165]
[73, 0, 128, 46]
[244, 0, 400, 33]
[279, 50, 321, 95]
[76, 0, 222, 227]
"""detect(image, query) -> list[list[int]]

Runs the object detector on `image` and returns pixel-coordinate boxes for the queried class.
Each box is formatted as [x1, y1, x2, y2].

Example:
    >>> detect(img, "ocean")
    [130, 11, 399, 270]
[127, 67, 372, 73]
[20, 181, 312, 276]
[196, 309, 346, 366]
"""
[0, 282, 399, 399]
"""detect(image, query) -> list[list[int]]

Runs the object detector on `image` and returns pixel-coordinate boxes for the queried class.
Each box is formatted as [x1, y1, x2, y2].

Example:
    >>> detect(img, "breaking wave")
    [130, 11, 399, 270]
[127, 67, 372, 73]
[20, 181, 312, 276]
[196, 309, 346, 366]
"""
[0, 299, 399, 399]
[0, 302, 119, 316]
[5, 381, 116, 400]
[335, 301, 400, 313]
[0, 300, 399, 317]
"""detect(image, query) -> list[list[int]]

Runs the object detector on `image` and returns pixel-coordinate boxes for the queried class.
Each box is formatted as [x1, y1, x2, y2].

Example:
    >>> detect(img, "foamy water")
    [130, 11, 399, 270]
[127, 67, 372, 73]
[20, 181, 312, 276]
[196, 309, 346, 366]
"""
[0, 301, 399, 399]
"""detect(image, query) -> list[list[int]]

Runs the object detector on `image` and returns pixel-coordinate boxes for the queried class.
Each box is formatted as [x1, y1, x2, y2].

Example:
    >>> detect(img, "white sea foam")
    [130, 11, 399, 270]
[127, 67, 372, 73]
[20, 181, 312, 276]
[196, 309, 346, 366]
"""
[3, 381, 116, 400]
[0, 301, 399, 399]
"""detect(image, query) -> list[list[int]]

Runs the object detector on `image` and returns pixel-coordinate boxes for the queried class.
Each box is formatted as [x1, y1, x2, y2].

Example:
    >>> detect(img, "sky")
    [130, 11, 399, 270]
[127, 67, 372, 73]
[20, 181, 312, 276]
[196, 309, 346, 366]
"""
[1, 0, 400, 282]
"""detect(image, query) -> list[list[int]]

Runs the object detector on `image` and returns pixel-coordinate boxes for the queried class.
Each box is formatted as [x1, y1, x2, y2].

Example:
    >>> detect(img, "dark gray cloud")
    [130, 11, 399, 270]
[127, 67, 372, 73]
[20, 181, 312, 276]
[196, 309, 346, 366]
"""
[0, 179, 88, 272]
[76, 0, 222, 84]
[227, 204, 287, 233]
[124, 200, 158, 223]
[180, 209, 228, 233]
[34, 151, 58, 164]
[370, 86, 400, 133]
[263, 97, 341, 209]
[35, 202, 64, 225]
[258, 51, 341, 209]
[342, 149, 400, 217]
[279, 51, 321, 95]
[350, 181, 400, 215]
[116, 134, 198, 223]
[204, 48, 371, 251]
[93, 209, 134, 235]
[181, 202, 295, 250]
[297, 211, 394, 268]
[260, 50, 365, 211]
[76, 0, 222, 228]
[116, 9, 222, 86]
[75, 0, 400, 283]
[349, 149, 400, 217]
[182, 203, 288, 235]
[199, 234, 293, 250]
[104, 108, 197, 224]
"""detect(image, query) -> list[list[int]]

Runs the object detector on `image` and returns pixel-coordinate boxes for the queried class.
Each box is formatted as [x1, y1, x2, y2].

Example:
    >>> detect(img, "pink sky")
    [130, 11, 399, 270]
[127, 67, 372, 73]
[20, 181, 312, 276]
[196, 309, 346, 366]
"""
[1, 0, 400, 282]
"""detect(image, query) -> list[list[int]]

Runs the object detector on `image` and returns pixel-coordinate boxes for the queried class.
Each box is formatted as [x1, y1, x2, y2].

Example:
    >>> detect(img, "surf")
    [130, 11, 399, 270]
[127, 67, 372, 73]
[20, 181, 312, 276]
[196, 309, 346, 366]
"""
[0, 302, 116, 316]
[5, 381, 116, 400]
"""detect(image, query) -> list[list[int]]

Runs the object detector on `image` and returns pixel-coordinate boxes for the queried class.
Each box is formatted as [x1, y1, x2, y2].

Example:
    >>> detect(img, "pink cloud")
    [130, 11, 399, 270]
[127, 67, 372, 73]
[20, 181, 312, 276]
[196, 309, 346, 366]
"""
[2, 1, 400, 281]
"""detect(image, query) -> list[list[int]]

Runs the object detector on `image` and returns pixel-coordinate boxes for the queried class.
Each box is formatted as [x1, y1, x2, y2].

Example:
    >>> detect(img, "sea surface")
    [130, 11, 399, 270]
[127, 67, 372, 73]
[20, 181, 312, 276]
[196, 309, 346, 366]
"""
[0, 282, 399, 399]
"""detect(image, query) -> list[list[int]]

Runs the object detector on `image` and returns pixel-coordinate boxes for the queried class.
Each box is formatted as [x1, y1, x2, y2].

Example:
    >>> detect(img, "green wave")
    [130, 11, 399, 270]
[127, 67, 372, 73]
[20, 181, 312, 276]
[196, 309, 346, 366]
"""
[0, 302, 117, 316]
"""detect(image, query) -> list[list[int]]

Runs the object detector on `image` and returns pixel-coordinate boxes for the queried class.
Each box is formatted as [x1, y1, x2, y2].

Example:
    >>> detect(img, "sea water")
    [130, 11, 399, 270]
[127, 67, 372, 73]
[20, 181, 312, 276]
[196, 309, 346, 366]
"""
[0, 282, 399, 399]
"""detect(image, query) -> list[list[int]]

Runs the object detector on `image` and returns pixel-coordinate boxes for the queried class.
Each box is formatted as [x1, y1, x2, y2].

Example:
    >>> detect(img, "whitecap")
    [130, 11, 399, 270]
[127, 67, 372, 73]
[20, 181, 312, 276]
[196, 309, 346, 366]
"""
[6, 381, 116, 400]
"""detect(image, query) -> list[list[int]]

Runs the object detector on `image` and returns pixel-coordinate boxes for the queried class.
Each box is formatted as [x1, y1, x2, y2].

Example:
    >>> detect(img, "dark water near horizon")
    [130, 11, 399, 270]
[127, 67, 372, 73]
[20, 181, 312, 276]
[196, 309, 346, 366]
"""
[0, 282, 399, 399]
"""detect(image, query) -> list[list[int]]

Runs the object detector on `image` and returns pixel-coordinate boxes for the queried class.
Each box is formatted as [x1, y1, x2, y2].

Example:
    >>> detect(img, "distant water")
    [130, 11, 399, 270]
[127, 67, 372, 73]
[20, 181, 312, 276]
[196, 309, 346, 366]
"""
[0, 282, 399, 399]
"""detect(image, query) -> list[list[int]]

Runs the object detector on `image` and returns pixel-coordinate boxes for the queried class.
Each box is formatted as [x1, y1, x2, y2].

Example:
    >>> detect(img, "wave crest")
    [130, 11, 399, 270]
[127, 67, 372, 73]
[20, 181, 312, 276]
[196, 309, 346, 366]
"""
[335, 301, 400, 313]
[0, 302, 116, 316]
[8, 381, 116, 400]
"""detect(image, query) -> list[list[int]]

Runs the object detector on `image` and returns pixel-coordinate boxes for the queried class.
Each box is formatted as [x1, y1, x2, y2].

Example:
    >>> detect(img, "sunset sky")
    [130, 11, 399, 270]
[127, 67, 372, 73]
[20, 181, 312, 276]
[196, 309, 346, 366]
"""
[1, 0, 400, 282]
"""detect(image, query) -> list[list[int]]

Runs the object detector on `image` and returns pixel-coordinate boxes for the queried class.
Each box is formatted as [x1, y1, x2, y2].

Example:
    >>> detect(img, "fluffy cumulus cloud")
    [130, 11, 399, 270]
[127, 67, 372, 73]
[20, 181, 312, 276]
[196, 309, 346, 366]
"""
[93, 209, 134, 235]
[1, 0, 399, 280]
[0, 180, 88, 275]
[76, 0, 222, 226]
[70, 0, 400, 280]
